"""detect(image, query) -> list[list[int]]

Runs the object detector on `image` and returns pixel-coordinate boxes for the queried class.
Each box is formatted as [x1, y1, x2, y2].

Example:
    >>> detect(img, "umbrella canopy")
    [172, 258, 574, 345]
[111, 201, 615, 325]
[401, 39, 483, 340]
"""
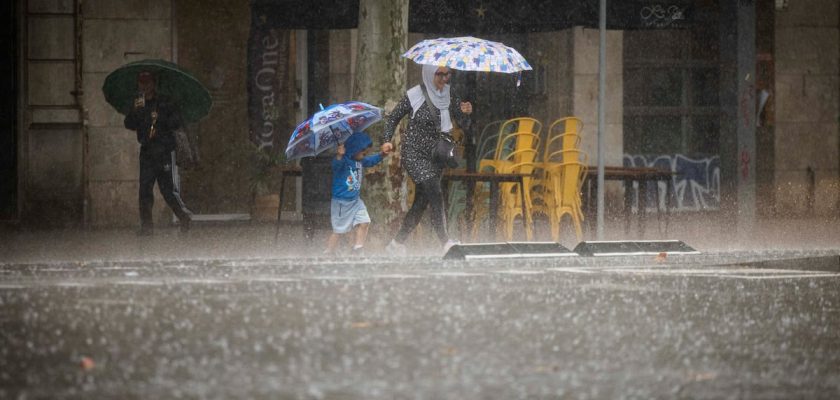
[285, 101, 382, 160]
[102, 59, 212, 124]
[402, 36, 532, 73]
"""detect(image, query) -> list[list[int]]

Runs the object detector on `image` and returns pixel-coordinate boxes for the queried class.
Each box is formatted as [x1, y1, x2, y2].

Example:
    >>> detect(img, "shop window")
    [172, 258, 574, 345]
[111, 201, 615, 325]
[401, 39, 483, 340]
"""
[623, 18, 720, 158]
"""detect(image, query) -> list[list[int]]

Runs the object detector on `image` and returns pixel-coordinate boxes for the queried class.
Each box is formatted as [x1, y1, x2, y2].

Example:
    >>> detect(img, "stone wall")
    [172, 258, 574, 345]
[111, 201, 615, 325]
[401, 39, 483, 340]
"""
[175, 0, 251, 215]
[774, 0, 840, 215]
[82, 0, 258, 225]
[528, 27, 625, 205]
[571, 27, 624, 172]
[82, 0, 173, 227]
[569, 27, 624, 211]
[526, 30, 573, 129]
[22, 0, 83, 227]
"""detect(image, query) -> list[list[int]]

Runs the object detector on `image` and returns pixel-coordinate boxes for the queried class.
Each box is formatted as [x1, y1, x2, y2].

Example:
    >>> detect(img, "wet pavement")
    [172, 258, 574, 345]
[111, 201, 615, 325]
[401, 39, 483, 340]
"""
[2, 245, 840, 399]
[2, 214, 839, 264]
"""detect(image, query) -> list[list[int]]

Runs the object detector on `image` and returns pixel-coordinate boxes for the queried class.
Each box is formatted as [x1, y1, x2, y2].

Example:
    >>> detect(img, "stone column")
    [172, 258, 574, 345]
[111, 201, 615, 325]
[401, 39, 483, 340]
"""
[571, 27, 624, 221]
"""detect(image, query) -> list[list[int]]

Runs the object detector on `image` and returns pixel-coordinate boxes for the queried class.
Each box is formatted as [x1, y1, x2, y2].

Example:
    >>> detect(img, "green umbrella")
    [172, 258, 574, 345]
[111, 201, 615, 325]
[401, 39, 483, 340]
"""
[102, 59, 212, 124]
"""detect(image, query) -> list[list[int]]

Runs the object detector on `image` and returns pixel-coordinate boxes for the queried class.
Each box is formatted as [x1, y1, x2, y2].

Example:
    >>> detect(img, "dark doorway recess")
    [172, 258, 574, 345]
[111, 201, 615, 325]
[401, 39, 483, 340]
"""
[0, 0, 18, 221]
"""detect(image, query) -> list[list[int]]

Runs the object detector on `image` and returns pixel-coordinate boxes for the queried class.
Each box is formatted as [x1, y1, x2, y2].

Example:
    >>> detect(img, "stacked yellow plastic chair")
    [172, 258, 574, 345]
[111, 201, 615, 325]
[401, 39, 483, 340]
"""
[476, 120, 505, 162]
[472, 118, 538, 239]
[467, 121, 505, 238]
[531, 119, 581, 220]
[532, 117, 586, 242]
[544, 150, 588, 242]
[548, 117, 582, 154]
[496, 131, 540, 241]
[472, 117, 542, 241]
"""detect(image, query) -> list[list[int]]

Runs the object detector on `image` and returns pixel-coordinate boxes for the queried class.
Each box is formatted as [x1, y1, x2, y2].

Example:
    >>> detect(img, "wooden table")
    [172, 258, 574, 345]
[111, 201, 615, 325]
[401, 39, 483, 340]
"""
[274, 166, 532, 241]
[442, 169, 532, 240]
[583, 166, 676, 237]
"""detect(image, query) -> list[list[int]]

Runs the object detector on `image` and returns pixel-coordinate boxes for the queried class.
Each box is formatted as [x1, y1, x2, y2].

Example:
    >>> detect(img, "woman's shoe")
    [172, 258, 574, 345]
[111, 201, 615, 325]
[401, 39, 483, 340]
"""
[385, 239, 407, 257]
[442, 239, 460, 254]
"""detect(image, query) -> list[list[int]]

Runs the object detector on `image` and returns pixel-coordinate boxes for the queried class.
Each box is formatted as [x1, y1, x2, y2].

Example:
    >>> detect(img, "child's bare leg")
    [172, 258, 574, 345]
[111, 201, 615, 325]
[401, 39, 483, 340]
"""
[353, 223, 369, 248]
[325, 232, 341, 253]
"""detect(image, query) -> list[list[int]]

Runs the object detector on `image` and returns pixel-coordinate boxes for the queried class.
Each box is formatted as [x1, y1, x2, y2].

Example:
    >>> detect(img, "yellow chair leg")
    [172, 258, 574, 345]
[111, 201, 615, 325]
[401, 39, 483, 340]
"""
[572, 212, 583, 242]
[504, 209, 515, 241]
[522, 191, 533, 241]
[545, 200, 558, 242]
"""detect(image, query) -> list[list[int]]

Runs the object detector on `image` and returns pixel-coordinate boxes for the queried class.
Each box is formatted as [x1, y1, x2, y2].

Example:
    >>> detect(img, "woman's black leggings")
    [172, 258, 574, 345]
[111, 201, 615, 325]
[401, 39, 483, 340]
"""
[395, 177, 448, 245]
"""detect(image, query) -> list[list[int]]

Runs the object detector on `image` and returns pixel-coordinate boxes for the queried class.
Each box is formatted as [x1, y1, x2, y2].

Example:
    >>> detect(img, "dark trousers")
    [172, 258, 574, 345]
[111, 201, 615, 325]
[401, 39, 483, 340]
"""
[139, 149, 191, 228]
[395, 177, 448, 245]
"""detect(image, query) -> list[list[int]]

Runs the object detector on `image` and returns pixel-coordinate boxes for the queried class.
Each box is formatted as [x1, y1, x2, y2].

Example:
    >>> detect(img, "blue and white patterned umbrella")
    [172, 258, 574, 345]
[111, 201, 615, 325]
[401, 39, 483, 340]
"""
[402, 36, 532, 73]
[285, 101, 383, 160]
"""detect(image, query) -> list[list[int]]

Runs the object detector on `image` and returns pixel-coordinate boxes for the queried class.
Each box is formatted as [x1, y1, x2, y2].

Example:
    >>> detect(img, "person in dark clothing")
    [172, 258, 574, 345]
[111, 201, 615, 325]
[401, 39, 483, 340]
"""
[124, 71, 192, 235]
[381, 65, 473, 255]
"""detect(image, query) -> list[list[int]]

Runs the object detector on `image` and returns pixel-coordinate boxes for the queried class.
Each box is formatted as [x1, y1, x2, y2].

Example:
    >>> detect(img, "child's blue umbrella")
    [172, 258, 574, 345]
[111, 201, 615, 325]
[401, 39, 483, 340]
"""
[285, 101, 383, 160]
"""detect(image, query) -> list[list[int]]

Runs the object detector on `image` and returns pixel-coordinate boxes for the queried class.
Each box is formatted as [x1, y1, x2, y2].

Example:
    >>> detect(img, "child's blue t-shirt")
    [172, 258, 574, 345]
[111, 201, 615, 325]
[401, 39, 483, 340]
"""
[331, 154, 383, 200]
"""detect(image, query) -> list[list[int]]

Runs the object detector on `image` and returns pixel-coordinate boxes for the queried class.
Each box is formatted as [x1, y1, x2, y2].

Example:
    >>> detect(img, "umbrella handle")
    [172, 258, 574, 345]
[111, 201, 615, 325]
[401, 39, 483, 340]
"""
[328, 124, 346, 146]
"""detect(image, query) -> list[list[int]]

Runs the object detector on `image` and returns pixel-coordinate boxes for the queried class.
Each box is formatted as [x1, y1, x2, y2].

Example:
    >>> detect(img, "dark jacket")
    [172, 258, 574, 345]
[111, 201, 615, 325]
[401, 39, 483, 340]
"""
[382, 91, 470, 183]
[124, 97, 181, 155]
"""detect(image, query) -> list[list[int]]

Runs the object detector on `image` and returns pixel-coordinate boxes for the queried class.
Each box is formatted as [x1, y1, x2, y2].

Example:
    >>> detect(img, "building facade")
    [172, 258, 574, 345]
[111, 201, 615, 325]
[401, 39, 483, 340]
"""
[2, 0, 838, 230]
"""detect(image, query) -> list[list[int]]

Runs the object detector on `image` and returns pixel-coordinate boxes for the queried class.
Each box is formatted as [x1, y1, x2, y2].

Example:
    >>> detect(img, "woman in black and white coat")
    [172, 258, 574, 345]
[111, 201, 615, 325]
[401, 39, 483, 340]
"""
[381, 64, 473, 254]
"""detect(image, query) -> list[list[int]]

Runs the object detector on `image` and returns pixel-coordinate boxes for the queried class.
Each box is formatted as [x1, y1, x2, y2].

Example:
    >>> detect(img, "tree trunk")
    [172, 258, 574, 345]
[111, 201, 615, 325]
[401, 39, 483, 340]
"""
[354, 0, 408, 242]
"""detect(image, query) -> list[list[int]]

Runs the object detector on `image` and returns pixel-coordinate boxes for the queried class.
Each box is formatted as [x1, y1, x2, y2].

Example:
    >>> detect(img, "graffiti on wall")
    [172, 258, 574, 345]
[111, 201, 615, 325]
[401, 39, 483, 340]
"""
[639, 4, 686, 29]
[623, 154, 721, 212]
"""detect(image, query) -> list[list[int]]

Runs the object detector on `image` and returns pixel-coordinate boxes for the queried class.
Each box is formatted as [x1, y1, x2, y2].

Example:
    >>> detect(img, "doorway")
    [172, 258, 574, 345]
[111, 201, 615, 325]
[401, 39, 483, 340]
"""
[1, 0, 18, 221]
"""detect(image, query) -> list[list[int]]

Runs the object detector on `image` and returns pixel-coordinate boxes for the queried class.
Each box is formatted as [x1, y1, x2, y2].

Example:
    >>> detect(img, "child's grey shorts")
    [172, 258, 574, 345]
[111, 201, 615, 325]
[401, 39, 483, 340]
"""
[330, 198, 370, 234]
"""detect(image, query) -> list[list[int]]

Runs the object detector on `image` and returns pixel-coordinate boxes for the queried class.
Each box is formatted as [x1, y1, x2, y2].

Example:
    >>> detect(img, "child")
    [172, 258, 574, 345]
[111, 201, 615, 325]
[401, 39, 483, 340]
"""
[324, 132, 390, 255]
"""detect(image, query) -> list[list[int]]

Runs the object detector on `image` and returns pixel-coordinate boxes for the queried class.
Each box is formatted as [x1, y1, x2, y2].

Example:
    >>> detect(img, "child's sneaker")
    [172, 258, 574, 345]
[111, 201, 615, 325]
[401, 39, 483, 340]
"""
[351, 245, 365, 257]
[442, 239, 460, 255]
[385, 239, 407, 257]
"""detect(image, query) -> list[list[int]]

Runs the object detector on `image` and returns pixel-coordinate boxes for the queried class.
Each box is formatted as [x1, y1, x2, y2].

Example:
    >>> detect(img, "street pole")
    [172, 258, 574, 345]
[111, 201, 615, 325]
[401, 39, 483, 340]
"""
[596, 0, 606, 240]
[719, 0, 756, 239]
